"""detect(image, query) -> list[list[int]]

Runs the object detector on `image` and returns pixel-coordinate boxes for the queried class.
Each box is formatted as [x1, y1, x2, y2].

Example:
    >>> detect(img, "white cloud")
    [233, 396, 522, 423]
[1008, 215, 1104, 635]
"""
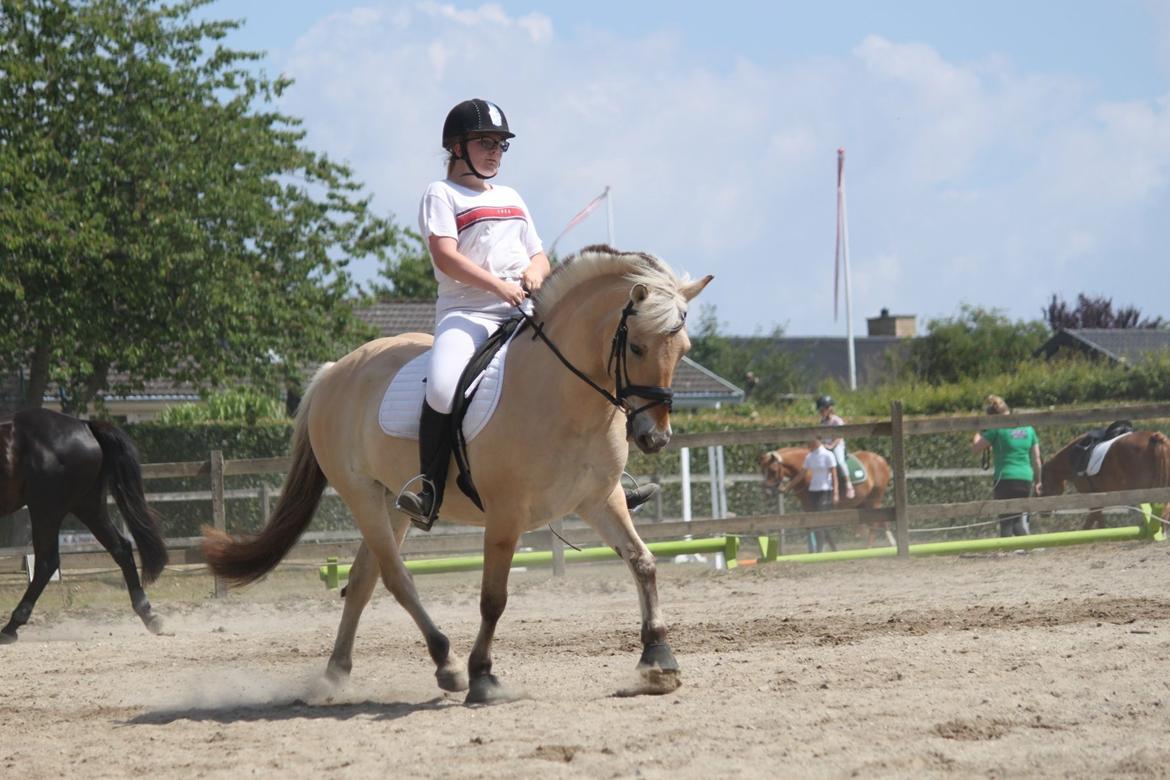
[273, 3, 1170, 335]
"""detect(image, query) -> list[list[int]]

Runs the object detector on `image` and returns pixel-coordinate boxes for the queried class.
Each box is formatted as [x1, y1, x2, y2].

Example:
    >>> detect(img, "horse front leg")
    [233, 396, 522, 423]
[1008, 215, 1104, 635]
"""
[2, 508, 64, 643]
[580, 486, 681, 694]
[466, 523, 521, 704]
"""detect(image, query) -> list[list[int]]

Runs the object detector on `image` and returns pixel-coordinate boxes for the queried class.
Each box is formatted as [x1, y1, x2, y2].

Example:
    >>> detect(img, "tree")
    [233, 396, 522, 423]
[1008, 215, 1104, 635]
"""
[370, 229, 438, 300]
[907, 305, 1048, 385]
[0, 0, 403, 411]
[688, 305, 806, 404]
[1044, 293, 1165, 331]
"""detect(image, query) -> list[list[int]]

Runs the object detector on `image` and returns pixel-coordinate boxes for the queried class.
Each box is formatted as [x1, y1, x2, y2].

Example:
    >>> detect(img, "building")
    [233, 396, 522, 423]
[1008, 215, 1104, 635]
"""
[729, 308, 918, 391]
[355, 300, 744, 410]
[1036, 328, 1170, 364]
[3, 299, 743, 417]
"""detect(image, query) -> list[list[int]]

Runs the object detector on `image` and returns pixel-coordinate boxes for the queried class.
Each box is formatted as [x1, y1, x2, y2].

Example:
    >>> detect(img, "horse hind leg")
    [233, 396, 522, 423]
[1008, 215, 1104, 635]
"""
[329, 480, 466, 693]
[325, 541, 378, 682]
[1, 506, 66, 643]
[76, 496, 165, 635]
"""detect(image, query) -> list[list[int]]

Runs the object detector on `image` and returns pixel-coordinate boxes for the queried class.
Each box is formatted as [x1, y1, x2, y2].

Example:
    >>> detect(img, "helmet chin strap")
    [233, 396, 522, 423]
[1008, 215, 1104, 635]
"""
[457, 136, 497, 180]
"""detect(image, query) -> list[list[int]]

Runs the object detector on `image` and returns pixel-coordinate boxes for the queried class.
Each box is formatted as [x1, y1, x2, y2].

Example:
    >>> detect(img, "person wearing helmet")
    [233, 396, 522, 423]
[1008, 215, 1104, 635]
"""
[815, 395, 855, 500]
[396, 99, 657, 530]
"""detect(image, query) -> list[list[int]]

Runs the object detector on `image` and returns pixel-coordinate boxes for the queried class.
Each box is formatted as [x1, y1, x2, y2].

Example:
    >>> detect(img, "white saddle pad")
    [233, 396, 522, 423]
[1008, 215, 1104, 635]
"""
[1086, 432, 1130, 477]
[378, 339, 515, 442]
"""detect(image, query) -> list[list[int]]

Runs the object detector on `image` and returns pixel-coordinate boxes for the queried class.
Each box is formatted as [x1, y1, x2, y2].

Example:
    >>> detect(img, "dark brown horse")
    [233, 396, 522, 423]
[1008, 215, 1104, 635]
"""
[1040, 430, 1170, 530]
[759, 447, 894, 548]
[0, 408, 168, 642]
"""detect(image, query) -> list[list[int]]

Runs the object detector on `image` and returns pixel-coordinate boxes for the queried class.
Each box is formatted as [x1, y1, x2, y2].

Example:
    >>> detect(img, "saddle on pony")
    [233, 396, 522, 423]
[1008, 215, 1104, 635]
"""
[1069, 419, 1134, 476]
[381, 315, 525, 528]
[844, 453, 867, 485]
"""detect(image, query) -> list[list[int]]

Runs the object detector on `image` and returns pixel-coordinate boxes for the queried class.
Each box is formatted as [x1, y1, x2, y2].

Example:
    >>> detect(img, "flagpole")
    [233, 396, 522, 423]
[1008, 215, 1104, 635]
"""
[837, 148, 857, 390]
[606, 185, 614, 246]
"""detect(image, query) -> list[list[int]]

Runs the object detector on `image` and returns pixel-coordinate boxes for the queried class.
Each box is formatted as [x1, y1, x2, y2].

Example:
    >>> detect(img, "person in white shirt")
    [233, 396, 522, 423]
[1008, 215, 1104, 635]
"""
[396, 99, 657, 530]
[816, 395, 855, 499]
[801, 436, 839, 552]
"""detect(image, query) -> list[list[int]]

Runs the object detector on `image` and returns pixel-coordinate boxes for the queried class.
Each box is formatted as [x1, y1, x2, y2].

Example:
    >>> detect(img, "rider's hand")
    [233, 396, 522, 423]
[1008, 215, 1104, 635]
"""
[495, 279, 527, 306]
[521, 267, 545, 295]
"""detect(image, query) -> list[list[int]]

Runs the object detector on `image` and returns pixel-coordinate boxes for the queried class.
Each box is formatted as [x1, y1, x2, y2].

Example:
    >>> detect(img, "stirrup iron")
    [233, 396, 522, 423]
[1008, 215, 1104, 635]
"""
[395, 475, 439, 532]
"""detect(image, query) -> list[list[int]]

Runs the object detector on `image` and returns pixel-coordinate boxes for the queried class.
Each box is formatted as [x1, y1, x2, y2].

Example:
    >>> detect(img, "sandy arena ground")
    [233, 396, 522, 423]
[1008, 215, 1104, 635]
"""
[2, 541, 1170, 779]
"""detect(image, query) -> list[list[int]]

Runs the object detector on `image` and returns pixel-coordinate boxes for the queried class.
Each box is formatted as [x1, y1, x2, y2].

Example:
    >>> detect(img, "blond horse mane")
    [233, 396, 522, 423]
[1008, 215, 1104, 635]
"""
[534, 244, 690, 333]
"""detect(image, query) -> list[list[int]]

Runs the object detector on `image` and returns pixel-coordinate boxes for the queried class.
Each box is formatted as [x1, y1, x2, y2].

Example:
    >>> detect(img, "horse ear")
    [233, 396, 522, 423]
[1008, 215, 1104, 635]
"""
[630, 283, 650, 304]
[680, 275, 713, 301]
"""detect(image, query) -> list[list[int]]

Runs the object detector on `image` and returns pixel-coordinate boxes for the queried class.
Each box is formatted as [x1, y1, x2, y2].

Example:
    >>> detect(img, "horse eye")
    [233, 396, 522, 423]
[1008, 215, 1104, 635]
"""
[629, 343, 645, 357]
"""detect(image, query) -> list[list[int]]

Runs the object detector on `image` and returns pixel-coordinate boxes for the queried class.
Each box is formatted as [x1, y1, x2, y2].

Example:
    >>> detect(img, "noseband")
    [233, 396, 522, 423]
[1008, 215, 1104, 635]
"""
[518, 301, 674, 436]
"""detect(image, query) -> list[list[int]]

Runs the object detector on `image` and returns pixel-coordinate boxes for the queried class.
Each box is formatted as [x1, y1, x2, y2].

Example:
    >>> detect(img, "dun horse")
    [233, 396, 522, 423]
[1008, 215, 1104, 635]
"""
[759, 447, 893, 547]
[203, 247, 711, 703]
[0, 408, 168, 642]
[1041, 430, 1170, 530]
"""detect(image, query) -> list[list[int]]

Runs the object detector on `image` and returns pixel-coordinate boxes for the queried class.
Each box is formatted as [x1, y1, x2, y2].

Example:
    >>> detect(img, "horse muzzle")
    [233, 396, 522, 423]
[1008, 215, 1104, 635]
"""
[631, 414, 671, 454]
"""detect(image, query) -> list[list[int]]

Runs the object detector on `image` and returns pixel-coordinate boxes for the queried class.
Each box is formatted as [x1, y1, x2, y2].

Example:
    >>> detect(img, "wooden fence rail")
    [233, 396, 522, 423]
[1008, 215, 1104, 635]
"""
[3, 401, 1167, 577]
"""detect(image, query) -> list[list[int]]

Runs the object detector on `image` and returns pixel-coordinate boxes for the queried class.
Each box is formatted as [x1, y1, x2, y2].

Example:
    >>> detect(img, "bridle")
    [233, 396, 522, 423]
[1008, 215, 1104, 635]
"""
[516, 300, 675, 436]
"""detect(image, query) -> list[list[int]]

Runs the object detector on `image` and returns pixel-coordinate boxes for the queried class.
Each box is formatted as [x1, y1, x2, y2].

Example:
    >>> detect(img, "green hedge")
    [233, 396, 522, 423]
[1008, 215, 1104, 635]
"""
[123, 393, 1169, 540]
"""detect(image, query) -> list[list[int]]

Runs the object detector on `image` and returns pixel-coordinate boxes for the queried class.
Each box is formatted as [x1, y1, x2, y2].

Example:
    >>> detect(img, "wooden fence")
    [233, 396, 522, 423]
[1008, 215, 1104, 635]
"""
[3, 402, 1169, 574]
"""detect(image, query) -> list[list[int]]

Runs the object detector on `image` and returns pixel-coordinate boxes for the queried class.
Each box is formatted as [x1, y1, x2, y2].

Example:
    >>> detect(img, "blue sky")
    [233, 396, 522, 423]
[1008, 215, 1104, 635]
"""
[206, 1, 1170, 336]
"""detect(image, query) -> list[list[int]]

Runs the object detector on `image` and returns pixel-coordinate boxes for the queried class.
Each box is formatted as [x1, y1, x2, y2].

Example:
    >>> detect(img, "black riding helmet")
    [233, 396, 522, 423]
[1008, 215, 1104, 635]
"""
[443, 99, 514, 180]
[815, 395, 834, 411]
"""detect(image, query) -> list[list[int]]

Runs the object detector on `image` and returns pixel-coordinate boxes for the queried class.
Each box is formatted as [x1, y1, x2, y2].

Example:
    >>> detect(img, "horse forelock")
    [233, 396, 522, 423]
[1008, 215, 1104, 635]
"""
[535, 245, 689, 333]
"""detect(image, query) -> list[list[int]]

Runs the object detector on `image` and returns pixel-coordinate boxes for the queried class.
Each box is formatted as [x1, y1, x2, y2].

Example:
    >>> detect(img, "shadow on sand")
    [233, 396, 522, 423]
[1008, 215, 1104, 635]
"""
[125, 696, 455, 726]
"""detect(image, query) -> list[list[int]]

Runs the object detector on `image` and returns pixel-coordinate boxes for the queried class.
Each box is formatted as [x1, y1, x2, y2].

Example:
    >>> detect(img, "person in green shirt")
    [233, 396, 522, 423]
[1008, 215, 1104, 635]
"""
[971, 395, 1042, 537]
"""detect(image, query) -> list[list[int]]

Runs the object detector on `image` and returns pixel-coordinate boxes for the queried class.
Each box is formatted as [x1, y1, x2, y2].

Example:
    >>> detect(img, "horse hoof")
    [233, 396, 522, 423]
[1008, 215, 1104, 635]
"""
[436, 661, 469, 693]
[465, 674, 520, 705]
[324, 659, 352, 684]
[0, 631, 16, 645]
[637, 641, 679, 673]
[143, 614, 169, 636]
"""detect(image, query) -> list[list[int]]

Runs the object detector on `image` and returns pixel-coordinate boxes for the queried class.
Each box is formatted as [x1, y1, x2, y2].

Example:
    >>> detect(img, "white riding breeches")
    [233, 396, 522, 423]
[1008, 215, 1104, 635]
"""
[830, 441, 848, 475]
[425, 309, 513, 414]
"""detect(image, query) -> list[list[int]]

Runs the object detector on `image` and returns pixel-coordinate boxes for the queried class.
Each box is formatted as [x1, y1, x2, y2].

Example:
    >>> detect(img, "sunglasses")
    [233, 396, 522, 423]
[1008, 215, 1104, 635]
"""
[469, 137, 510, 153]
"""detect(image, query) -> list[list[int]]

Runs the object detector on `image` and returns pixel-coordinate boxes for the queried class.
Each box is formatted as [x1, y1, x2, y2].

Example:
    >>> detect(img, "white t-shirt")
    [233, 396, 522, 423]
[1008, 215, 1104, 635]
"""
[418, 179, 544, 318]
[802, 447, 838, 492]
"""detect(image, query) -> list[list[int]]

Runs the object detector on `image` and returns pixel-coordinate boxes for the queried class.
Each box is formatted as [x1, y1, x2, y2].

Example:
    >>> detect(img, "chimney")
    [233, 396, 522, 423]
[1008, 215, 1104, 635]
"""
[867, 308, 917, 337]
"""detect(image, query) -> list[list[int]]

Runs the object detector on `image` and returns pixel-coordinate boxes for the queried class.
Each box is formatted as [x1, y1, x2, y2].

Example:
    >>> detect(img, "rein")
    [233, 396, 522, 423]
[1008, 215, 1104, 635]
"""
[515, 301, 674, 435]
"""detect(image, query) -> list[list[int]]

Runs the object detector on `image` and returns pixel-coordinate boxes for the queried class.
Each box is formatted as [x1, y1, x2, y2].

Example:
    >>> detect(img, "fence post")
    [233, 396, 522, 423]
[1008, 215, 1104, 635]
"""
[550, 518, 566, 577]
[890, 401, 910, 558]
[259, 483, 271, 522]
[211, 449, 227, 598]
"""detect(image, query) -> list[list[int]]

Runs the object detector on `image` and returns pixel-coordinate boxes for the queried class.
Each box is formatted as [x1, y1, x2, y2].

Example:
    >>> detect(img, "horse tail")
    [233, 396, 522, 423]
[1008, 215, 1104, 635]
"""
[201, 365, 331, 587]
[1149, 432, 1170, 486]
[87, 421, 169, 584]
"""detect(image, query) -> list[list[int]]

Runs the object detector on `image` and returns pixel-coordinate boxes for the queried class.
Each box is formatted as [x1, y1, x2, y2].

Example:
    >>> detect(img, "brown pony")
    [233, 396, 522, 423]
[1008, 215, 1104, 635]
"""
[202, 247, 711, 703]
[759, 447, 894, 547]
[1040, 430, 1170, 530]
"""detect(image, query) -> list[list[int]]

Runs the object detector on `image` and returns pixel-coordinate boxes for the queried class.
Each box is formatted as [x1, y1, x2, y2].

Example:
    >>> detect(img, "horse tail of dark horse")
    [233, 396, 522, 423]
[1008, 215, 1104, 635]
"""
[201, 369, 329, 587]
[87, 421, 170, 584]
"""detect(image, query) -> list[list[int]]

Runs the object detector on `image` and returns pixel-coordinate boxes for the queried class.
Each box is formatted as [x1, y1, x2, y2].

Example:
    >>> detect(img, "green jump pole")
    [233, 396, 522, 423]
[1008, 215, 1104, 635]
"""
[319, 536, 737, 584]
[771, 524, 1149, 564]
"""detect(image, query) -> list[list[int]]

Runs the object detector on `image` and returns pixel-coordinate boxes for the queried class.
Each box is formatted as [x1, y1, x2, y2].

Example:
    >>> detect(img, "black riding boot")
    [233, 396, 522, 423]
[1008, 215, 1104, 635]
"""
[396, 402, 454, 532]
[625, 482, 661, 513]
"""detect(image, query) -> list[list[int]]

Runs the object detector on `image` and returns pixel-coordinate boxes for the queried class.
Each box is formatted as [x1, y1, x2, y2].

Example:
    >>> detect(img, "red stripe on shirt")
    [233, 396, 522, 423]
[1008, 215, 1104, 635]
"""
[455, 205, 527, 232]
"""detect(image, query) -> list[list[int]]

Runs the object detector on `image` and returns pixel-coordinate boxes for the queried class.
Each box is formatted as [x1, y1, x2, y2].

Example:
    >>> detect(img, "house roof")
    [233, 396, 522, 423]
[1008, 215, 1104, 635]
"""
[730, 335, 912, 390]
[356, 299, 436, 337]
[1037, 328, 1170, 363]
[358, 300, 742, 407]
[4, 299, 743, 410]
